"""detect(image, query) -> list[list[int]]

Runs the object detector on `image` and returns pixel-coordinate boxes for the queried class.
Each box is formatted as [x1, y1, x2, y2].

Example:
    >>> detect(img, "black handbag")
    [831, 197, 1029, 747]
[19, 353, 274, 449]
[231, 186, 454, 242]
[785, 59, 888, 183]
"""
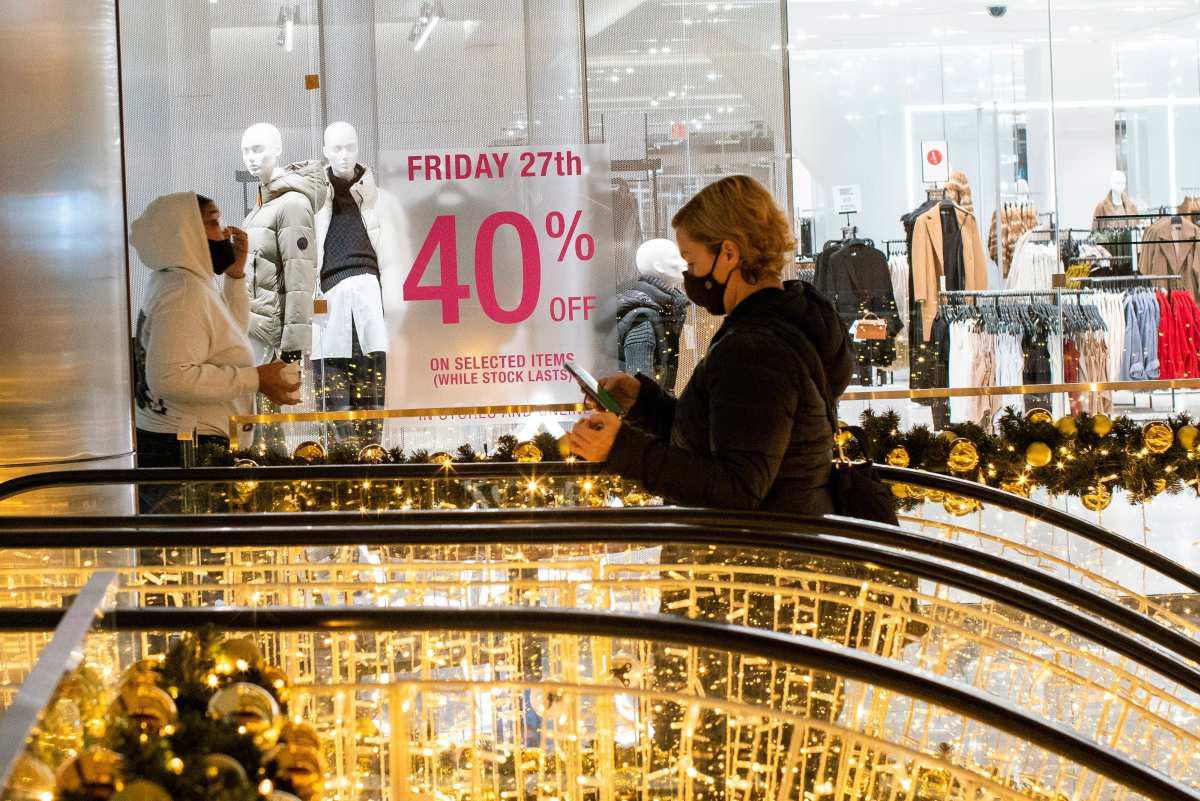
[787, 333, 899, 526]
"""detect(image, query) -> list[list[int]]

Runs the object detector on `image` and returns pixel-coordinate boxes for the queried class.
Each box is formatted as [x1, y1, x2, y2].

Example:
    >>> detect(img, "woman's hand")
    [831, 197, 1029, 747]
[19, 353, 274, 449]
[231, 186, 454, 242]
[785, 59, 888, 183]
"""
[591, 373, 641, 412]
[566, 412, 621, 461]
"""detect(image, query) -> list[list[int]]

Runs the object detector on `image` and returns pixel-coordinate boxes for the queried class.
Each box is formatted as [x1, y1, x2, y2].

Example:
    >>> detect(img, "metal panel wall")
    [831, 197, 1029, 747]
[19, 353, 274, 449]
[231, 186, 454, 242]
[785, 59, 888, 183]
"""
[0, 0, 134, 514]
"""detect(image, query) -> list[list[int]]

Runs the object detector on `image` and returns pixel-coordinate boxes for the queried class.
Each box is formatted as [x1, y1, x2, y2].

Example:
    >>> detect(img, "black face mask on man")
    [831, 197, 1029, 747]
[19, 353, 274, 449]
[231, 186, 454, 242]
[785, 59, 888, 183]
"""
[208, 237, 237, 275]
[683, 251, 732, 315]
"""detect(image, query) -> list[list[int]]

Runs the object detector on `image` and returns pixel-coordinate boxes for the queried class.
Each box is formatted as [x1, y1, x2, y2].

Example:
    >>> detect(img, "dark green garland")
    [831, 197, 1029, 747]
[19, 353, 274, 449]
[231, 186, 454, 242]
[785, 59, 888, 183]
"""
[200, 412, 1200, 507]
[857, 408, 1200, 505]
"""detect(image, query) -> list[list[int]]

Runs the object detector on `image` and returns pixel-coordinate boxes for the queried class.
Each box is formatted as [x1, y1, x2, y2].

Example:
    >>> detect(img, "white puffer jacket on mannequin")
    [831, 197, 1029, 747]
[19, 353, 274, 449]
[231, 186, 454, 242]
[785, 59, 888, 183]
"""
[131, 192, 259, 439]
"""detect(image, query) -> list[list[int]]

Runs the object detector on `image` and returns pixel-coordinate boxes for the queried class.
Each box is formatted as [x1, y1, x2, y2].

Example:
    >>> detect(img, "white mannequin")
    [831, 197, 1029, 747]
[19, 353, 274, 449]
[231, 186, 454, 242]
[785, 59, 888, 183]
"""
[1110, 170, 1127, 207]
[635, 238, 686, 286]
[323, 121, 358, 181]
[242, 122, 284, 186]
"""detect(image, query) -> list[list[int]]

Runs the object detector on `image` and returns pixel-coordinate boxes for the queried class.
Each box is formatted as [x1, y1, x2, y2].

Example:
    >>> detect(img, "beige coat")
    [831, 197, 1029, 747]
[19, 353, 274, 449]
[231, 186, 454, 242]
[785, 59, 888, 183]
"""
[1092, 192, 1138, 230]
[1140, 217, 1200, 304]
[912, 203, 988, 341]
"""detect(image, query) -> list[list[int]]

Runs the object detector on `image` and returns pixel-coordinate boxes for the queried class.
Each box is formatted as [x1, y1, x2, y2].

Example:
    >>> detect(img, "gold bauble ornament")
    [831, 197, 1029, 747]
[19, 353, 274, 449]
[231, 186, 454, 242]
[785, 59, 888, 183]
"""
[1000, 480, 1029, 498]
[8, 755, 55, 801]
[56, 748, 123, 798]
[268, 745, 324, 799]
[111, 781, 171, 801]
[111, 684, 177, 734]
[1025, 442, 1052, 468]
[938, 430, 957, 442]
[942, 494, 980, 516]
[1082, 484, 1112, 512]
[278, 722, 321, 752]
[886, 447, 910, 468]
[514, 441, 543, 463]
[947, 439, 979, 473]
[202, 754, 249, 790]
[1025, 408, 1053, 425]
[924, 489, 946, 503]
[118, 659, 162, 690]
[260, 665, 290, 703]
[215, 638, 263, 670]
[1178, 424, 1200, 450]
[890, 483, 914, 499]
[207, 682, 280, 734]
[233, 458, 259, 496]
[1055, 416, 1078, 437]
[430, 452, 454, 467]
[1142, 422, 1174, 455]
[1092, 413, 1113, 437]
[1153, 478, 1167, 495]
[292, 441, 326, 462]
[556, 436, 572, 458]
[269, 793, 303, 801]
[356, 444, 387, 464]
[272, 494, 301, 513]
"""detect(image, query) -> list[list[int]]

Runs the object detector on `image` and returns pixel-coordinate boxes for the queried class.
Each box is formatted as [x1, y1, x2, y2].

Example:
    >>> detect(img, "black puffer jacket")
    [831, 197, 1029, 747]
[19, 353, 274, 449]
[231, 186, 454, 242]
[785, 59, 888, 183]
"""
[606, 281, 853, 513]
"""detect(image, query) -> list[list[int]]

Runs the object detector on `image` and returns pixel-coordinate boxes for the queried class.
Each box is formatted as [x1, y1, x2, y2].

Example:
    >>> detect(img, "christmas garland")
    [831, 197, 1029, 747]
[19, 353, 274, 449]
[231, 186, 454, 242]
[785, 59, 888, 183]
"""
[855, 408, 1200, 508]
[19, 627, 322, 801]
[204, 412, 1200, 510]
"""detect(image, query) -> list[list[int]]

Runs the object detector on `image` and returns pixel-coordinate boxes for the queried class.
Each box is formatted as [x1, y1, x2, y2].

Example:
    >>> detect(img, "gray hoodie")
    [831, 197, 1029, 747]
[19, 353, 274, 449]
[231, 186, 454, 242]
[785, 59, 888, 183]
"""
[243, 161, 327, 356]
[132, 192, 258, 439]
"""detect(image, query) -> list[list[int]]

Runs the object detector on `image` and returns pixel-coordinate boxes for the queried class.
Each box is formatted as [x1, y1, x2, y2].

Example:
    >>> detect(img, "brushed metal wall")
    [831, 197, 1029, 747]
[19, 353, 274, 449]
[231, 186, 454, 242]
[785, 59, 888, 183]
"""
[0, 0, 134, 514]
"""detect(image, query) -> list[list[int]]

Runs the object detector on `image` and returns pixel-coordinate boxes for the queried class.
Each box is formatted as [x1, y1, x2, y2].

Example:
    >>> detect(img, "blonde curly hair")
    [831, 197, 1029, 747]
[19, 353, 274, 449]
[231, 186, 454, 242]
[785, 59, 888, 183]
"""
[671, 175, 795, 283]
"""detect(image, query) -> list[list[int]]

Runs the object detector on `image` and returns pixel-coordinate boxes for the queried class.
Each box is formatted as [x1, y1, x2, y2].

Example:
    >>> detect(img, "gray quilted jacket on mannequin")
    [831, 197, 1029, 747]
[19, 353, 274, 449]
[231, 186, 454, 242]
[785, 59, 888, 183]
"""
[243, 160, 326, 355]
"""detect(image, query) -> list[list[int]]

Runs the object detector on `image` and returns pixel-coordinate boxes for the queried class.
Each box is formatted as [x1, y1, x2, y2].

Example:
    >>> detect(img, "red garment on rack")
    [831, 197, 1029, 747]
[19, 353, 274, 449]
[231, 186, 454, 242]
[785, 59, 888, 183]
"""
[1157, 291, 1179, 379]
[1173, 290, 1200, 378]
[1063, 339, 1082, 415]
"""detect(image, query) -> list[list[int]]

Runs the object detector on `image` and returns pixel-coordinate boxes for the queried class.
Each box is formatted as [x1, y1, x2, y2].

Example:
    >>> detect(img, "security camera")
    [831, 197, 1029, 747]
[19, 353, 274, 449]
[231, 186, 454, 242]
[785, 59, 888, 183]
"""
[987, 5, 1007, 17]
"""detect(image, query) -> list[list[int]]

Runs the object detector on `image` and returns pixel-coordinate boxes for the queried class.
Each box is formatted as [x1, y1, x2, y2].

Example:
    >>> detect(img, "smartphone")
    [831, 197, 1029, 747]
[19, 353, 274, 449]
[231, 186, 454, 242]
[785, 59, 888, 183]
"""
[565, 361, 625, 416]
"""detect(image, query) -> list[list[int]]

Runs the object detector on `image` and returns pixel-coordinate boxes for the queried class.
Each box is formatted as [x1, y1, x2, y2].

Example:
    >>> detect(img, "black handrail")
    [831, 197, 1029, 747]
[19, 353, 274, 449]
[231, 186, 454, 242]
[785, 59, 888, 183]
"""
[2, 605, 1193, 801]
[5, 513, 1200, 682]
[2, 462, 1196, 599]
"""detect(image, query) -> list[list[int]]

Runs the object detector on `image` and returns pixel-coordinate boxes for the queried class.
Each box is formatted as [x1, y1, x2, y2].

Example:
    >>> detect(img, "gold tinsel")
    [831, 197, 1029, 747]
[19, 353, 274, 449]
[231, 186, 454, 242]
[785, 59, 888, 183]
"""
[1142, 422, 1174, 455]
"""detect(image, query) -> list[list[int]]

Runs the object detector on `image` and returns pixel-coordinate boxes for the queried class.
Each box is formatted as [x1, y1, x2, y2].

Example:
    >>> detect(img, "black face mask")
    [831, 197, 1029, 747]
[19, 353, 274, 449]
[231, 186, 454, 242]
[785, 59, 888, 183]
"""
[209, 237, 236, 275]
[683, 251, 730, 315]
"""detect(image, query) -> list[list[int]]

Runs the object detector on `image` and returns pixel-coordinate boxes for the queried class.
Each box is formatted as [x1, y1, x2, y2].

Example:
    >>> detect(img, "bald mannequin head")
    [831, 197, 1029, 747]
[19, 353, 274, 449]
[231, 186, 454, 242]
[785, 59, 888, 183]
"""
[323, 122, 360, 181]
[242, 123, 283, 182]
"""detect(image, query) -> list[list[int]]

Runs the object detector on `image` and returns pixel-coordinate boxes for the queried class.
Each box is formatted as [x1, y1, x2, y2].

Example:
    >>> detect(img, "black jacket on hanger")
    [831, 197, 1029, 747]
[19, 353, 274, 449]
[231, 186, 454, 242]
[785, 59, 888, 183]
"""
[814, 239, 901, 369]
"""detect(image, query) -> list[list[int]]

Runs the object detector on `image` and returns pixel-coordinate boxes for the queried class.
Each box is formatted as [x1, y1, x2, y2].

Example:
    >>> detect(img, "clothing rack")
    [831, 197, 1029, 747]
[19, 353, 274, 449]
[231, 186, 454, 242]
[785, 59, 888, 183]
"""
[1094, 210, 1171, 222]
[1076, 274, 1181, 284]
[883, 239, 908, 258]
[939, 289, 1091, 299]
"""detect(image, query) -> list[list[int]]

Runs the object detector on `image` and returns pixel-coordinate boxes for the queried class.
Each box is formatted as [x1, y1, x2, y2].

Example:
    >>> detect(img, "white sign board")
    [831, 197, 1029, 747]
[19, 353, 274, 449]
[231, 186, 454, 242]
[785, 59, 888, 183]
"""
[833, 184, 861, 214]
[377, 144, 617, 409]
[921, 140, 950, 183]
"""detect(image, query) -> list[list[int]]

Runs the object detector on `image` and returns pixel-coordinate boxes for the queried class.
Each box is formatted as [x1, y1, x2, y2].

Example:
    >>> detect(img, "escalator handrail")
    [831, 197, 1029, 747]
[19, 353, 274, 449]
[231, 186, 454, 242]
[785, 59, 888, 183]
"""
[0, 605, 1193, 801]
[6, 513, 1200, 682]
[2, 462, 1196, 599]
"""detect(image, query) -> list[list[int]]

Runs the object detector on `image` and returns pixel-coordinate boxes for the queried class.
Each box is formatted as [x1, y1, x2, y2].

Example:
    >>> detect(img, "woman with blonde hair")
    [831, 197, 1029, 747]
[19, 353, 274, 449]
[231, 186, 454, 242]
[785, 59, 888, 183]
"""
[567, 174, 852, 513]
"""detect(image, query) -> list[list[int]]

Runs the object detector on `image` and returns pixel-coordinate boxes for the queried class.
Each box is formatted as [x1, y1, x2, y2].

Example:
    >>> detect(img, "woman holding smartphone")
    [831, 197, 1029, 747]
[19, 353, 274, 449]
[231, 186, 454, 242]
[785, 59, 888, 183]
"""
[566, 175, 852, 514]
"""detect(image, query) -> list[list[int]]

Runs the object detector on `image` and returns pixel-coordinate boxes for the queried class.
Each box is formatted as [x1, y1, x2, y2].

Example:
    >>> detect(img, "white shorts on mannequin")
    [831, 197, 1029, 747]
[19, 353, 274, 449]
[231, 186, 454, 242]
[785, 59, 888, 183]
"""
[312, 273, 389, 359]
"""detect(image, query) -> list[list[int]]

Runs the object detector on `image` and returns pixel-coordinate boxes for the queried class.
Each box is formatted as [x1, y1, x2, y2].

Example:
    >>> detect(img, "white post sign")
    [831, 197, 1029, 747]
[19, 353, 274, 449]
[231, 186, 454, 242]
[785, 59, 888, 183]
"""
[833, 184, 861, 214]
[376, 145, 617, 410]
[921, 140, 950, 183]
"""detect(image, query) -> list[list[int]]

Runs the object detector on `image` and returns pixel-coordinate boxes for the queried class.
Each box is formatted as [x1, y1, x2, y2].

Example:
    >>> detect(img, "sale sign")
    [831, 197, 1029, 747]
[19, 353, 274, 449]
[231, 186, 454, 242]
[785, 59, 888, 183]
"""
[921, 140, 950, 183]
[376, 145, 617, 409]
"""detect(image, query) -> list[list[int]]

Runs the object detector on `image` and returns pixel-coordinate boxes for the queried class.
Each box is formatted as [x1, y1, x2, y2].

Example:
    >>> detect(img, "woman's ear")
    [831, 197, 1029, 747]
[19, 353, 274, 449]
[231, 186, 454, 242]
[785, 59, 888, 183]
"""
[718, 240, 742, 280]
